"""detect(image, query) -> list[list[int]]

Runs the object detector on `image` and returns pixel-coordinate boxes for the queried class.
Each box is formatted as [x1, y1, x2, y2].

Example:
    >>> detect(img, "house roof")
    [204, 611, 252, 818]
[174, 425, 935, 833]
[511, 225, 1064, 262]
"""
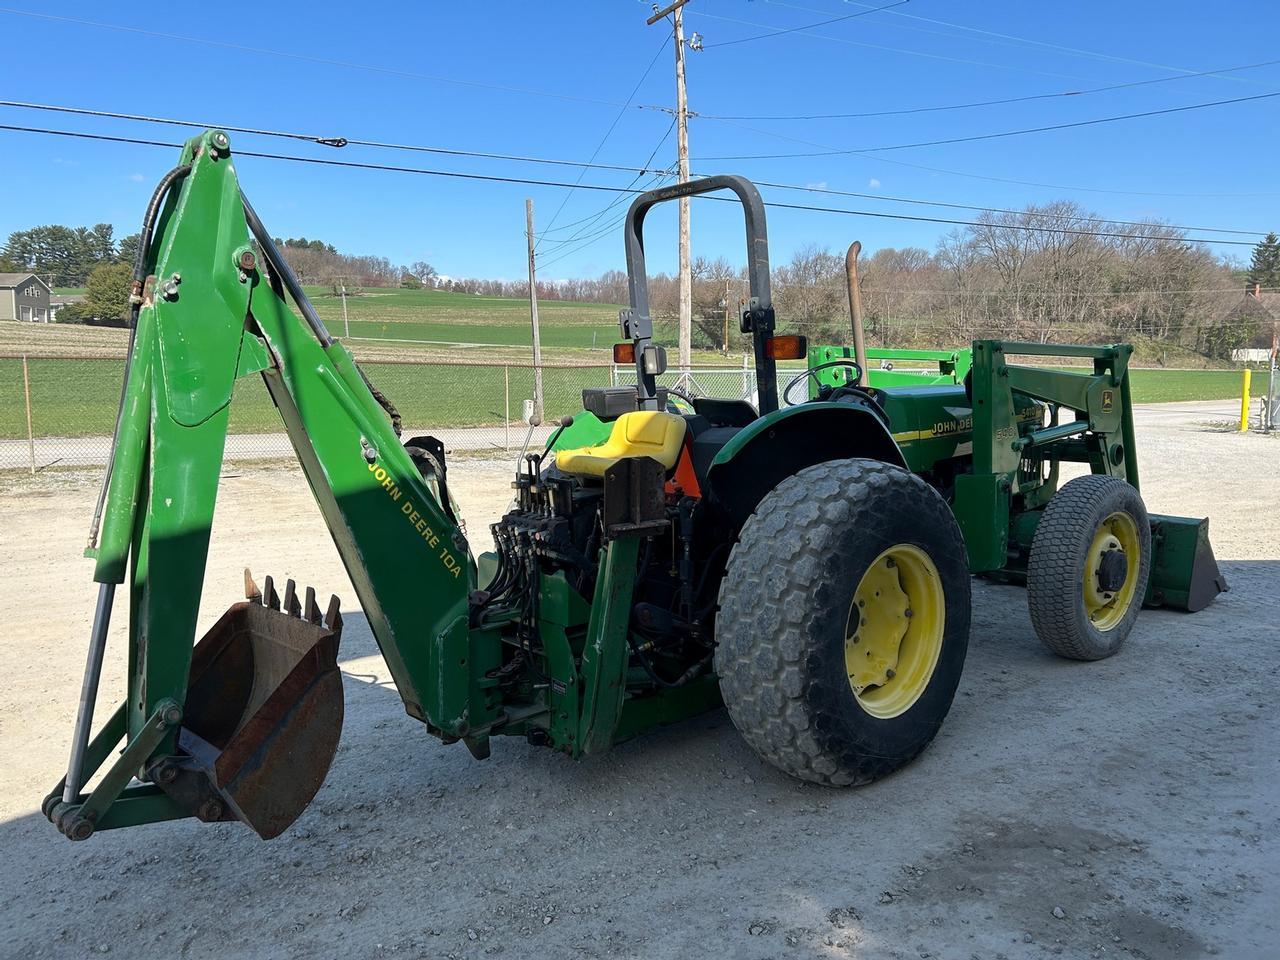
[1254, 291, 1280, 315]
[1223, 289, 1280, 320]
[0, 272, 42, 289]
[1222, 290, 1280, 347]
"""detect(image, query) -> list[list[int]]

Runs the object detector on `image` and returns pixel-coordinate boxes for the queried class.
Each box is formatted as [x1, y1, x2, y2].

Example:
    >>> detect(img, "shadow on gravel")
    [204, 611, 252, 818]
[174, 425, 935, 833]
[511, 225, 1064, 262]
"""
[5, 561, 1275, 959]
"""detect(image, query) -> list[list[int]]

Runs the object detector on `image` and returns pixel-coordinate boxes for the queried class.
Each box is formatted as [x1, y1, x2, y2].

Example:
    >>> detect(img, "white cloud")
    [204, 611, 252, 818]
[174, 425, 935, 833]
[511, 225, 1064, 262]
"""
[868, 178, 881, 189]
[804, 181, 828, 190]
[129, 173, 145, 182]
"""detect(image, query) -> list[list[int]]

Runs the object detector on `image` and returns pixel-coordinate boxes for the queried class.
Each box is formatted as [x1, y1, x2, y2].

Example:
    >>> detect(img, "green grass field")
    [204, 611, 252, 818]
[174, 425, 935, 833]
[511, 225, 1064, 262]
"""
[0, 357, 1263, 441]
[1, 287, 1265, 442]
[0, 357, 612, 438]
[305, 287, 621, 350]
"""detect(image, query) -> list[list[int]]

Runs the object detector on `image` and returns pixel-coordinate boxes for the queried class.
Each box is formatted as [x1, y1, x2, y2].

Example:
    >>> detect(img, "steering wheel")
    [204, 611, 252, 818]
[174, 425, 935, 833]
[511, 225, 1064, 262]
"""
[664, 386, 697, 415]
[782, 359, 864, 407]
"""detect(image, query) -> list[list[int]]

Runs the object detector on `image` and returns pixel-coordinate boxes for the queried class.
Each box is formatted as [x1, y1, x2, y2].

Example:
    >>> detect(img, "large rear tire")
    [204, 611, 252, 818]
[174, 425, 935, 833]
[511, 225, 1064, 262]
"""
[715, 458, 971, 786]
[1027, 474, 1151, 661]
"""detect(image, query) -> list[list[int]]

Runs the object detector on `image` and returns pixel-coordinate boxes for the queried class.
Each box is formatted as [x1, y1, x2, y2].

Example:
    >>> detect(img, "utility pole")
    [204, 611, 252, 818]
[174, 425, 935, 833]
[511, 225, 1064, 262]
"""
[1267, 319, 1278, 433]
[722, 277, 731, 355]
[648, 0, 698, 372]
[340, 281, 350, 339]
[525, 198, 545, 423]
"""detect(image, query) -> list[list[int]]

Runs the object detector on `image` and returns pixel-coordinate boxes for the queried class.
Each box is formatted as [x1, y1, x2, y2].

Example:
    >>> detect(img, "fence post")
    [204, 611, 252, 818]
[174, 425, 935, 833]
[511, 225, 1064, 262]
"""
[504, 365, 511, 452]
[22, 354, 35, 474]
[1239, 368, 1251, 432]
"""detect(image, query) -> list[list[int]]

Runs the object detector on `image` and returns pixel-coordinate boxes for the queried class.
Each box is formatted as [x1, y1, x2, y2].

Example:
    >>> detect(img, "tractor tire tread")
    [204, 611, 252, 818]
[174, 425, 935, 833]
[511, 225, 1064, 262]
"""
[1027, 474, 1151, 661]
[715, 458, 969, 786]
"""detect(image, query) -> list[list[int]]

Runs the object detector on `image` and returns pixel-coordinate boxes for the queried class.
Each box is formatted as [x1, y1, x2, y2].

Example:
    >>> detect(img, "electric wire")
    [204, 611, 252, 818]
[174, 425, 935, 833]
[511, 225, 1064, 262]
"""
[0, 100, 669, 176]
[0, 7, 632, 108]
[704, 0, 909, 48]
[536, 119, 676, 239]
[812, 0, 1272, 86]
[536, 36, 670, 251]
[690, 9, 1105, 82]
[1, 101, 1268, 235]
[0, 123, 1260, 247]
[694, 90, 1280, 160]
[694, 57, 1280, 121]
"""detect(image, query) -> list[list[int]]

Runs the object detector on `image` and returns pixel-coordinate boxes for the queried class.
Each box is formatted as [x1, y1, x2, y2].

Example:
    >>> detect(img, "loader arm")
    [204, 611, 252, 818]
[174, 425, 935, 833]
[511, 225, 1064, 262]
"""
[46, 130, 475, 840]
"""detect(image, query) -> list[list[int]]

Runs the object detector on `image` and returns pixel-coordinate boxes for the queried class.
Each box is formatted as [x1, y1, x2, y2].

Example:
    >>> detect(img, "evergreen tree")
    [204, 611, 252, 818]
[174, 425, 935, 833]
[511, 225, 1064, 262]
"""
[1246, 232, 1280, 291]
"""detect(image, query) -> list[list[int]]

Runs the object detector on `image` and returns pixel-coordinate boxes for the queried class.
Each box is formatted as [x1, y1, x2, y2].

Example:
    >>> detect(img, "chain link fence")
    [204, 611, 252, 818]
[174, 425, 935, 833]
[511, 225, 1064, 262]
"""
[7, 351, 1274, 473]
[0, 354, 788, 472]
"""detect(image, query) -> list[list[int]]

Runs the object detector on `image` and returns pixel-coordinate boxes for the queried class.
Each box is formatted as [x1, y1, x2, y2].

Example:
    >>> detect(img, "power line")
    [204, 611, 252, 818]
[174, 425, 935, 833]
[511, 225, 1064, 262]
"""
[813, 0, 1271, 87]
[749, 179, 1265, 237]
[705, 0, 909, 49]
[694, 57, 1280, 121]
[820, 150, 1280, 200]
[0, 123, 1261, 247]
[0, 7, 633, 109]
[3, 99, 1269, 235]
[536, 37, 669, 252]
[0, 100, 668, 176]
[691, 9, 1104, 82]
[537, 123, 677, 245]
[694, 89, 1280, 160]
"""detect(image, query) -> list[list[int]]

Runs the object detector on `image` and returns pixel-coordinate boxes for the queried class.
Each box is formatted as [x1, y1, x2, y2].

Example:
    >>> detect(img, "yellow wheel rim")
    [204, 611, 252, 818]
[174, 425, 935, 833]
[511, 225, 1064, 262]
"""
[1082, 511, 1141, 631]
[844, 545, 946, 719]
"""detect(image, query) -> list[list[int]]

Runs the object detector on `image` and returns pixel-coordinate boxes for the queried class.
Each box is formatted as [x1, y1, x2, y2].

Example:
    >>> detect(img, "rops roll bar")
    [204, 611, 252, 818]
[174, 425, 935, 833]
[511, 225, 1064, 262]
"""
[620, 176, 780, 414]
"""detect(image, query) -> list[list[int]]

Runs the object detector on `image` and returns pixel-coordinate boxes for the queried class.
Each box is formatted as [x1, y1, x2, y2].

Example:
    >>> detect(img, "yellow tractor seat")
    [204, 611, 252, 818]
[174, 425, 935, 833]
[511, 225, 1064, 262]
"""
[555, 411, 687, 479]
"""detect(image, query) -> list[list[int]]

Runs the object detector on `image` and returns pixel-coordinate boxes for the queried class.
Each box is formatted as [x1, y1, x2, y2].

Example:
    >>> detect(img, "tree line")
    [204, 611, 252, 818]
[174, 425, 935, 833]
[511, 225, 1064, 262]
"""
[2, 223, 140, 287]
[6, 205, 1275, 359]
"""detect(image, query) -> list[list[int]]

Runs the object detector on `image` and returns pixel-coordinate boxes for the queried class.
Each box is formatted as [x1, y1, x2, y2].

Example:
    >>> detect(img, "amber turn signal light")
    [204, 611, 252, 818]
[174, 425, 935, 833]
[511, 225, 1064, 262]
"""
[764, 335, 808, 360]
[613, 342, 636, 364]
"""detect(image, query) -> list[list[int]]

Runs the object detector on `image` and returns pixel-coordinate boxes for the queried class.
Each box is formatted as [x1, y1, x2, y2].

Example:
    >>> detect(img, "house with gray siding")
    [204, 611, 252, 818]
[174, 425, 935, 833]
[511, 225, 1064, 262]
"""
[0, 273, 52, 322]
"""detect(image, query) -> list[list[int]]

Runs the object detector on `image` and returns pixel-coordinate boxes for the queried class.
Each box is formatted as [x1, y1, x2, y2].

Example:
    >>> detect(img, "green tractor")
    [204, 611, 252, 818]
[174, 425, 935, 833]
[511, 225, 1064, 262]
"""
[45, 133, 1221, 842]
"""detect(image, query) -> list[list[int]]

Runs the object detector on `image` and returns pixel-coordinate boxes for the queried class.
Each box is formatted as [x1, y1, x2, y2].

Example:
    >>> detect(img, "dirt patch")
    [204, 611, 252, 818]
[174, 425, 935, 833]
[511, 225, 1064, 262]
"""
[0, 406, 1276, 959]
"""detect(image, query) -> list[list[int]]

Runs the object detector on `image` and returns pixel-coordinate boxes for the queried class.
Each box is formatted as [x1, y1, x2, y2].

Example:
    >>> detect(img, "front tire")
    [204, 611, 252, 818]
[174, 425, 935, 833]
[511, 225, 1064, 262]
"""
[1027, 474, 1151, 661]
[715, 458, 971, 786]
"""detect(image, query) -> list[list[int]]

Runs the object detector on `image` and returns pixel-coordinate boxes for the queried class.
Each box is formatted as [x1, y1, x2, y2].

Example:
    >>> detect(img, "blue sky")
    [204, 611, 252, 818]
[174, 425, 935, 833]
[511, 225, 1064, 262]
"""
[1, 1, 1277, 281]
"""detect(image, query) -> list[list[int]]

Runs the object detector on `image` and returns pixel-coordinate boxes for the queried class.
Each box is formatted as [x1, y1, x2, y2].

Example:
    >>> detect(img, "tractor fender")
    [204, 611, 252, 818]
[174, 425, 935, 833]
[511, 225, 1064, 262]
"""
[705, 401, 907, 526]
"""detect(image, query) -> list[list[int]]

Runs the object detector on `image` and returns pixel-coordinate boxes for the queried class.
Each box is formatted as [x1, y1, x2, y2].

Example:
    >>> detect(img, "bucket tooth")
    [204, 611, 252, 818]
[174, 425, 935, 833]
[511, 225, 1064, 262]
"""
[167, 575, 345, 840]
[305, 586, 322, 625]
[244, 568, 262, 604]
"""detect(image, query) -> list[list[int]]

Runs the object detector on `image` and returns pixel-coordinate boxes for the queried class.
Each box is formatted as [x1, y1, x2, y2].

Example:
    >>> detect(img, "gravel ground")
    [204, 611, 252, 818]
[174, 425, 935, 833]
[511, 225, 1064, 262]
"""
[0, 401, 1276, 960]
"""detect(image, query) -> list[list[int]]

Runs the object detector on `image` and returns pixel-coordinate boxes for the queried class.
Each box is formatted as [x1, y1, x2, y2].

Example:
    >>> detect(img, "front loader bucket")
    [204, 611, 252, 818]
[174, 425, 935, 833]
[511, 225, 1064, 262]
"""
[173, 571, 344, 839]
[1146, 515, 1228, 612]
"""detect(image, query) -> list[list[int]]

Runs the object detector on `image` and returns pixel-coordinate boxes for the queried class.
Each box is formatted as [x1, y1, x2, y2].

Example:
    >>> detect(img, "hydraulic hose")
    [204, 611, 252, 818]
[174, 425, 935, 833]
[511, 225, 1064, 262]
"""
[241, 194, 333, 346]
[86, 163, 191, 551]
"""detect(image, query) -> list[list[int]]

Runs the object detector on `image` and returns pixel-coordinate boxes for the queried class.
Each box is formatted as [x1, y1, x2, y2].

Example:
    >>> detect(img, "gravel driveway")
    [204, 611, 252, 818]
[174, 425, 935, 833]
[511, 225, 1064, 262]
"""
[0, 400, 1275, 960]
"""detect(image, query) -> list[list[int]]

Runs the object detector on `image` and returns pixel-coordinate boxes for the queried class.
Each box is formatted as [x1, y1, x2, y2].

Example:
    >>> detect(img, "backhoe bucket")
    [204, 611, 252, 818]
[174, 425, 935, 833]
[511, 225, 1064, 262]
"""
[174, 571, 344, 839]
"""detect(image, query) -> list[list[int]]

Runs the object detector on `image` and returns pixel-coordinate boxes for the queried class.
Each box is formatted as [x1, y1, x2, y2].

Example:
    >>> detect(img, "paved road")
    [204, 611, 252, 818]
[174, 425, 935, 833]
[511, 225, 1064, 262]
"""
[0, 399, 1251, 472]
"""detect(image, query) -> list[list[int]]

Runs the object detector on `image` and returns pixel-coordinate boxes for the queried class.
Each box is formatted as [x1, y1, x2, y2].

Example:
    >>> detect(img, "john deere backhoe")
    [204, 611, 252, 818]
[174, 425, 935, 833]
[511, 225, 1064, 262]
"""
[45, 131, 1220, 842]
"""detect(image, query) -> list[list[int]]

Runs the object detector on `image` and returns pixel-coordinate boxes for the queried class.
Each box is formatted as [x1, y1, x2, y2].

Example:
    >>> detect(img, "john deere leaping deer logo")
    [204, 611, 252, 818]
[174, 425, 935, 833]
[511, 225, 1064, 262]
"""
[1101, 389, 1115, 413]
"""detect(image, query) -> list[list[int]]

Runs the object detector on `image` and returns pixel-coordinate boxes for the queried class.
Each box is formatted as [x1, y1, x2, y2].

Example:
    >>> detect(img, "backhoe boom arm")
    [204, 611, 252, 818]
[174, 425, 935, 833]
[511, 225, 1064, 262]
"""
[49, 130, 475, 840]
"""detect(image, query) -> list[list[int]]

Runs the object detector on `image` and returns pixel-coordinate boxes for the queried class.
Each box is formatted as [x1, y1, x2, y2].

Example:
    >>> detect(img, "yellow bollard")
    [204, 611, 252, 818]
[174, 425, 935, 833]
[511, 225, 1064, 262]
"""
[1240, 368, 1252, 432]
